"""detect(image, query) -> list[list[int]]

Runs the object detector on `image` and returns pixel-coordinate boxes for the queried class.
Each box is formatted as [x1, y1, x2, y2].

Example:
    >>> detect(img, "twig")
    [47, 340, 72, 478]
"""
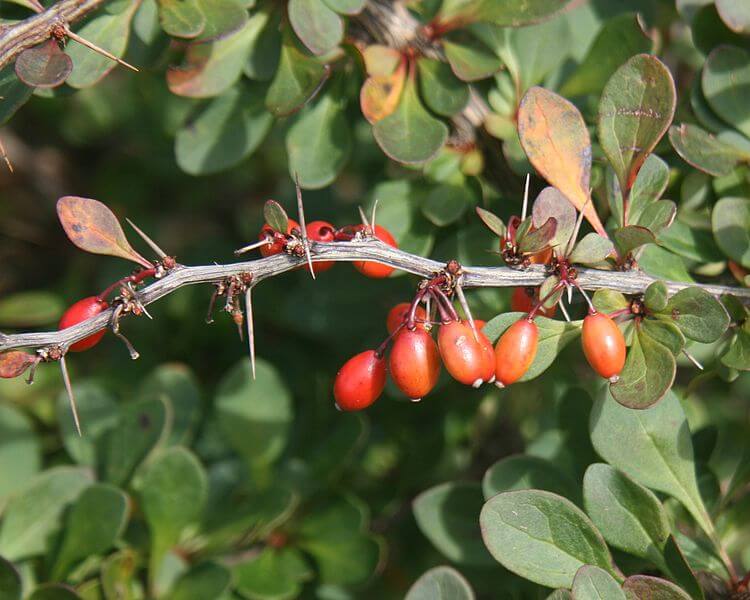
[1, 239, 748, 353]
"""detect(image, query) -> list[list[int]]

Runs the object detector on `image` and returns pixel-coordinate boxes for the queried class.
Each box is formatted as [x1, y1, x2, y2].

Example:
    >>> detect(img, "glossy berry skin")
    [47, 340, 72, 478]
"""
[333, 350, 387, 411]
[306, 220, 335, 273]
[510, 287, 557, 317]
[389, 328, 441, 400]
[259, 218, 300, 258]
[582, 312, 626, 381]
[438, 321, 494, 387]
[354, 225, 398, 278]
[494, 318, 538, 386]
[386, 302, 427, 334]
[59, 296, 109, 352]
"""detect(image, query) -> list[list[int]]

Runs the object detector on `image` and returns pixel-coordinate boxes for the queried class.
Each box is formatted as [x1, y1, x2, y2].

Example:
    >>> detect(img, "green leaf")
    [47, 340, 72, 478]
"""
[0, 467, 92, 561]
[614, 226, 655, 257]
[373, 70, 448, 164]
[622, 575, 692, 600]
[627, 155, 670, 224]
[422, 184, 472, 227]
[716, 0, 750, 33]
[593, 289, 629, 313]
[669, 124, 749, 177]
[234, 547, 311, 600]
[561, 14, 652, 98]
[659, 221, 723, 263]
[0, 556, 21, 600]
[517, 217, 556, 254]
[101, 549, 141, 600]
[243, 8, 282, 81]
[712, 196, 750, 268]
[572, 565, 626, 600]
[176, 82, 273, 175]
[417, 58, 469, 117]
[702, 46, 750, 138]
[66, 2, 139, 88]
[480, 490, 616, 589]
[0, 65, 33, 125]
[321, 0, 365, 15]
[722, 322, 750, 371]
[264, 199, 289, 233]
[640, 318, 685, 357]
[51, 484, 129, 580]
[483, 313, 581, 381]
[405, 566, 475, 600]
[611, 326, 675, 408]
[598, 54, 676, 197]
[443, 32, 501, 82]
[662, 536, 705, 600]
[475, 206, 505, 238]
[27, 585, 81, 600]
[590, 388, 713, 538]
[156, 0, 205, 38]
[691, 4, 750, 54]
[0, 403, 41, 505]
[102, 396, 169, 486]
[296, 496, 381, 585]
[167, 20, 262, 98]
[0, 291, 63, 327]
[140, 363, 202, 446]
[215, 358, 293, 468]
[659, 287, 730, 343]
[532, 186, 577, 253]
[56, 382, 118, 467]
[289, 0, 343, 55]
[644, 281, 668, 312]
[164, 562, 231, 600]
[638, 246, 693, 283]
[139, 447, 207, 582]
[436, 0, 573, 27]
[547, 591, 573, 600]
[482, 454, 577, 500]
[413, 482, 494, 567]
[287, 84, 350, 189]
[569, 233, 614, 265]
[583, 464, 669, 567]
[266, 28, 329, 116]
[193, 0, 247, 43]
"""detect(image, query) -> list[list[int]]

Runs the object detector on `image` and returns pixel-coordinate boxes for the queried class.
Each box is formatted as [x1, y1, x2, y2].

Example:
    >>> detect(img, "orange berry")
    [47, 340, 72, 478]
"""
[494, 318, 538, 386]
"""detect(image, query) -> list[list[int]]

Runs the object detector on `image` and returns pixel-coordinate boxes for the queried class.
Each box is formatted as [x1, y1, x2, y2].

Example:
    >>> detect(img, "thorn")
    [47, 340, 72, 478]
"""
[245, 288, 256, 380]
[521, 174, 530, 222]
[60, 355, 82, 437]
[567, 282, 573, 304]
[235, 237, 272, 256]
[65, 29, 139, 73]
[682, 349, 704, 371]
[126, 218, 168, 259]
[205, 288, 219, 324]
[25, 359, 39, 385]
[455, 278, 478, 342]
[114, 329, 140, 360]
[0, 137, 13, 173]
[558, 299, 571, 322]
[370, 198, 379, 233]
[140, 303, 153, 320]
[358, 205, 371, 229]
[565, 196, 591, 257]
[27, 0, 43, 11]
[294, 173, 316, 280]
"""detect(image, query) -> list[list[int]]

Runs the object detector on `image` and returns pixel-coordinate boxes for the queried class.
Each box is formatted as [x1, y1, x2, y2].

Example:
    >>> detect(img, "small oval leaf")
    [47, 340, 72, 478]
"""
[14, 40, 72, 88]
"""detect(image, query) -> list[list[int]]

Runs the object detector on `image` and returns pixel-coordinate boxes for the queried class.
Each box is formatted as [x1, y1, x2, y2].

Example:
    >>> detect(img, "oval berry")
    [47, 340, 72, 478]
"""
[306, 220, 335, 273]
[333, 350, 387, 411]
[389, 328, 441, 400]
[438, 321, 494, 387]
[259, 218, 300, 258]
[59, 296, 109, 352]
[494, 318, 538, 386]
[582, 312, 626, 381]
[386, 302, 427, 334]
[510, 287, 557, 317]
[354, 225, 397, 278]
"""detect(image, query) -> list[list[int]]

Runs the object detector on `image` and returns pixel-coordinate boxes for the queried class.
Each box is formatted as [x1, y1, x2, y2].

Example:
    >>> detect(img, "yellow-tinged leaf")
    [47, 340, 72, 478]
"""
[360, 59, 406, 124]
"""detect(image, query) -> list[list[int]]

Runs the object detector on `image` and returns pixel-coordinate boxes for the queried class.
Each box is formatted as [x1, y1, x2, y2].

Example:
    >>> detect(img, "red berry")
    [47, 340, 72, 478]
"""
[494, 318, 538, 386]
[510, 287, 557, 317]
[354, 225, 397, 278]
[333, 350, 387, 411]
[474, 319, 486, 330]
[306, 220, 335, 273]
[529, 247, 552, 265]
[438, 320, 494, 387]
[386, 302, 427, 335]
[389, 328, 441, 400]
[259, 218, 300, 258]
[582, 312, 626, 381]
[59, 296, 109, 352]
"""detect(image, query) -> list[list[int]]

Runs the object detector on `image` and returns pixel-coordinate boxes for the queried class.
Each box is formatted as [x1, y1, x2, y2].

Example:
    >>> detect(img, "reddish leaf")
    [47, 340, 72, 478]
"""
[360, 59, 406, 124]
[56, 196, 152, 268]
[0, 351, 37, 378]
[14, 39, 72, 88]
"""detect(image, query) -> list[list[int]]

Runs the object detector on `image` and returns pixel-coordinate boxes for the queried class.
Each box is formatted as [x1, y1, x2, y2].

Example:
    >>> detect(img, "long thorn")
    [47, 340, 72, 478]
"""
[65, 30, 139, 72]
[245, 288, 256, 380]
[683, 349, 704, 370]
[455, 278, 478, 342]
[206, 289, 219, 324]
[558, 299, 571, 322]
[0, 138, 13, 173]
[575, 283, 596, 314]
[235, 237, 271, 256]
[294, 173, 316, 280]
[565, 197, 591, 257]
[370, 198, 379, 233]
[358, 205, 371, 229]
[126, 218, 168, 259]
[521, 174, 530, 222]
[60, 356, 82, 436]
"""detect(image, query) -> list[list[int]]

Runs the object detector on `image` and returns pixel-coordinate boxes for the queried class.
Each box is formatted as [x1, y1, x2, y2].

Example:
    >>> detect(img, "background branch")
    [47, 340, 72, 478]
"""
[1, 239, 747, 353]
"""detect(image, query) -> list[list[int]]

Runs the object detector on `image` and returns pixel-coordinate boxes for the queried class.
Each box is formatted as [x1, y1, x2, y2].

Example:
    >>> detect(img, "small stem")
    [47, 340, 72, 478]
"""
[430, 286, 459, 322]
[454, 279, 478, 341]
[97, 268, 157, 302]
[293, 173, 316, 280]
[528, 281, 565, 319]
[376, 322, 404, 357]
[59, 355, 82, 436]
[245, 288, 256, 379]
[574, 282, 596, 314]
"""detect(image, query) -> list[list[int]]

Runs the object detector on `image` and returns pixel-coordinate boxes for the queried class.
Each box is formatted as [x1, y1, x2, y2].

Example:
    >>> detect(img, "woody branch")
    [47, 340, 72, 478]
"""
[1, 239, 748, 354]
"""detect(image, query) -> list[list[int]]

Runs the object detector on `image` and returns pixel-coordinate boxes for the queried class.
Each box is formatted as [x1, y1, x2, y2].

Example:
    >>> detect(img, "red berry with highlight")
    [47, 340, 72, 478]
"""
[494, 318, 538, 386]
[438, 320, 495, 387]
[354, 225, 397, 278]
[59, 296, 109, 352]
[306, 220, 335, 273]
[259, 218, 300, 258]
[386, 302, 426, 334]
[389, 328, 441, 400]
[333, 350, 387, 411]
[582, 312, 626, 381]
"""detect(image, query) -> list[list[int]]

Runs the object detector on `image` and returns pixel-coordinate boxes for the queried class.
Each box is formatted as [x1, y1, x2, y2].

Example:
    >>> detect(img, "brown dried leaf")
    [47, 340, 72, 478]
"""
[0, 351, 37, 378]
[57, 196, 152, 268]
[14, 39, 72, 88]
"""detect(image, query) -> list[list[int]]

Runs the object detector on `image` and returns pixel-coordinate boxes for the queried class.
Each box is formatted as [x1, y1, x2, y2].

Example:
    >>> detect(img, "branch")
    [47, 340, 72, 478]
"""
[0, 0, 106, 68]
[1, 239, 747, 353]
